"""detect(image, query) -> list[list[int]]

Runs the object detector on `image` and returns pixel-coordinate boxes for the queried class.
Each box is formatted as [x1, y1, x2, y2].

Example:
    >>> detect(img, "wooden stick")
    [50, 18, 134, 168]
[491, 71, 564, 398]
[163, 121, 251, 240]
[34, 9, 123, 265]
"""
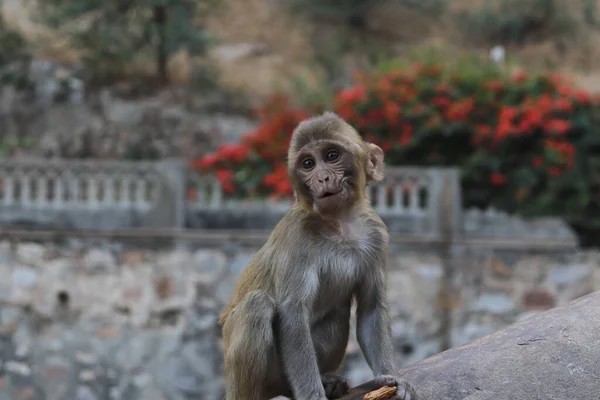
[363, 385, 397, 400]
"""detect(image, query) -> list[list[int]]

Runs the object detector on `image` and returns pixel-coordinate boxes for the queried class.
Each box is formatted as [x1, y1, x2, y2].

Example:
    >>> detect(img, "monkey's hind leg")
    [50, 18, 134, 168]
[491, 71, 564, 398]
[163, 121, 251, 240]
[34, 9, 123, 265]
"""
[223, 291, 276, 400]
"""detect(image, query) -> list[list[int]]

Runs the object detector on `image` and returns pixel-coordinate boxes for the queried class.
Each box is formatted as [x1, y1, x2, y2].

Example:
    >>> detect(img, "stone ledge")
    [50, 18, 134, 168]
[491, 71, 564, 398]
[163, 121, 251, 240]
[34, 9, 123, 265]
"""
[0, 227, 579, 250]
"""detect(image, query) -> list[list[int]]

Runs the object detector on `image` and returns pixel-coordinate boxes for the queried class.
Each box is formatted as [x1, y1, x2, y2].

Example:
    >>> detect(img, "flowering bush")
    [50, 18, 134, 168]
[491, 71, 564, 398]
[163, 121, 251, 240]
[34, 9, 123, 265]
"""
[191, 62, 600, 243]
[190, 95, 313, 199]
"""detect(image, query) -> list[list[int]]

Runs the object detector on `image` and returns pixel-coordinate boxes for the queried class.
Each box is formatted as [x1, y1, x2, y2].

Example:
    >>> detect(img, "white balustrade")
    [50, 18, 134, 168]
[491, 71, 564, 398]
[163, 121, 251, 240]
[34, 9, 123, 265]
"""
[0, 160, 162, 211]
[188, 167, 434, 217]
[0, 160, 450, 232]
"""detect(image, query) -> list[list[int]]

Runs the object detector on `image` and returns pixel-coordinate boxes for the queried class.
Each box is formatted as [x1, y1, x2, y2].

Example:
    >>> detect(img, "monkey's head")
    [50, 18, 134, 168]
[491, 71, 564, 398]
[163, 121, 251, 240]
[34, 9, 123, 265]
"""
[287, 112, 384, 218]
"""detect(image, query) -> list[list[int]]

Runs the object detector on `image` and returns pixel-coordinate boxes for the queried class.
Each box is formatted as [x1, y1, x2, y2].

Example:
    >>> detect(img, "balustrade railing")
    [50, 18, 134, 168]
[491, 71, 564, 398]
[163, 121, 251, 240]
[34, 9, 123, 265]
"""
[0, 159, 185, 230]
[189, 167, 442, 215]
[187, 167, 458, 235]
[0, 159, 459, 235]
[0, 160, 161, 210]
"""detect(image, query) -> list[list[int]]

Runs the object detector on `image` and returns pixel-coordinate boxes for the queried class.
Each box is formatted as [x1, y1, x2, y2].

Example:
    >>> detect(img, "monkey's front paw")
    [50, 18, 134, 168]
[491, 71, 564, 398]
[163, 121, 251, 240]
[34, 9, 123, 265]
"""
[321, 373, 350, 399]
[372, 375, 421, 400]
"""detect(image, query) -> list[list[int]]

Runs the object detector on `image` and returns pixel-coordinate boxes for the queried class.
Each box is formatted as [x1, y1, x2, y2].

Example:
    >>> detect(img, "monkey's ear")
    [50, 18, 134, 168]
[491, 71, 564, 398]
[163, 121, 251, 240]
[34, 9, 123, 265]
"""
[366, 143, 384, 182]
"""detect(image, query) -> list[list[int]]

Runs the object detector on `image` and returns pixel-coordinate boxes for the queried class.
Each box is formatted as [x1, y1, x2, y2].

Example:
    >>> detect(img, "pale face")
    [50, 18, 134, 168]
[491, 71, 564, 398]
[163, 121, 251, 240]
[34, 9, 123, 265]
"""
[293, 140, 358, 217]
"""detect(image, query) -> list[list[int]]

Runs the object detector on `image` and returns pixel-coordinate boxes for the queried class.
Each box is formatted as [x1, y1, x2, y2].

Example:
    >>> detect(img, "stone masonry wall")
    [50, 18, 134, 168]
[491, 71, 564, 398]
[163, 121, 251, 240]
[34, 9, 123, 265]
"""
[0, 237, 598, 400]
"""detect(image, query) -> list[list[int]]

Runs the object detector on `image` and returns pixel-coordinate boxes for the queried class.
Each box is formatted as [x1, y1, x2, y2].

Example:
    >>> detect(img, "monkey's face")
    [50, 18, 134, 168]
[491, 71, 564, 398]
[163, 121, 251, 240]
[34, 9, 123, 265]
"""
[293, 140, 358, 216]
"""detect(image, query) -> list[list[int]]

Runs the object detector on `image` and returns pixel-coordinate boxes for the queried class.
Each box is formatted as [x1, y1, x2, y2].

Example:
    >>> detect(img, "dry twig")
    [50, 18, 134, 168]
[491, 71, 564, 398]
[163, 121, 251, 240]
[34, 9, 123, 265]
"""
[363, 385, 397, 400]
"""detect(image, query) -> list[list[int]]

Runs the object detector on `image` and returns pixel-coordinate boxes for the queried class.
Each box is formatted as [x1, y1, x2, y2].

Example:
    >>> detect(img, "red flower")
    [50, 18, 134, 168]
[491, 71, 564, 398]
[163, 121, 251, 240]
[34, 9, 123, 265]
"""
[557, 85, 573, 97]
[399, 125, 413, 146]
[433, 97, 450, 109]
[522, 109, 543, 131]
[512, 69, 527, 82]
[380, 142, 392, 152]
[547, 72, 564, 85]
[383, 102, 401, 124]
[499, 106, 519, 122]
[446, 98, 474, 122]
[553, 98, 573, 113]
[275, 180, 293, 196]
[546, 119, 571, 135]
[490, 172, 507, 186]
[336, 104, 354, 120]
[435, 83, 451, 94]
[337, 85, 367, 104]
[535, 94, 553, 114]
[425, 65, 441, 76]
[476, 125, 492, 136]
[495, 121, 513, 140]
[195, 62, 598, 201]
[356, 116, 370, 129]
[216, 169, 235, 193]
[557, 142, 575, 156]
[516, 108, 543, 134]
[411, 104, 426, 114]
[546, 140, 575, 168]
[548, 167, 562, 177]
[262, 167, 288, 188]
[365, 109, 383, 122]
[377, 78, 392, 94]
[484, 80, 504, 92]
[218, 144, 249, 163]
[190, 153, 219, 169]
[574, 90, 592, 106]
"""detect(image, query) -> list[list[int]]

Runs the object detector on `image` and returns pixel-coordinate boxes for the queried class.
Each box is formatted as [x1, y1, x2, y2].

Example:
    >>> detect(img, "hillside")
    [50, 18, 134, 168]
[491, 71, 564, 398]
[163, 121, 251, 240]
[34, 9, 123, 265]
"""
[5, 0, 600, 101]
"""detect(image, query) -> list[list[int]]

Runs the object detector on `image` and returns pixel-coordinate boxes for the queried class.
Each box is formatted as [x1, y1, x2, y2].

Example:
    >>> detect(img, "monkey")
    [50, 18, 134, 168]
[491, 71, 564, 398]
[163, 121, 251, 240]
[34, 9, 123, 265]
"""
[218, 112, 421, 400]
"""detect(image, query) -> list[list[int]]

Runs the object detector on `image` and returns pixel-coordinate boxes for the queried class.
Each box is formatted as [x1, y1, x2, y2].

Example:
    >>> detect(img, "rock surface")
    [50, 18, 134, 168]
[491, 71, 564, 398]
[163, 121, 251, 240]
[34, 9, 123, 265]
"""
[396, 291, 600, 400]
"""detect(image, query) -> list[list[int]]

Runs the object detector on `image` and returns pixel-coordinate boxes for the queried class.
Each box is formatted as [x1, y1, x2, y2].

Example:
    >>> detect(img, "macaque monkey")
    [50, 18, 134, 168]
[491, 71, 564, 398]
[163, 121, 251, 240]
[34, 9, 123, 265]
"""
[219, 112, 421, 400]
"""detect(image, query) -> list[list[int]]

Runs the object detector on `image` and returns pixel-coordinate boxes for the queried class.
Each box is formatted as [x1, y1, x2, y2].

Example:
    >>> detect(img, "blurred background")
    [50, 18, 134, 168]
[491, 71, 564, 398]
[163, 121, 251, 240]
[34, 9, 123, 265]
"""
[0, 0, 599, 399]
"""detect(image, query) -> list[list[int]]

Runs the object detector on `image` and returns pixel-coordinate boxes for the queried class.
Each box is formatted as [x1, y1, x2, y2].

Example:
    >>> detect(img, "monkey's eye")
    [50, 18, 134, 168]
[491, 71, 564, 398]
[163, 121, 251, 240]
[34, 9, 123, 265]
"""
[302, 158, 316, 170]
[325, 150, 339, 162]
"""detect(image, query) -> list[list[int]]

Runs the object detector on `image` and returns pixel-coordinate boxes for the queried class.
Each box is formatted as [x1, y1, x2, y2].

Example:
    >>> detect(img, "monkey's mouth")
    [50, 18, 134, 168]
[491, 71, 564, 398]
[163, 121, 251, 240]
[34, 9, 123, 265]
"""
[318, 189, 342, 199]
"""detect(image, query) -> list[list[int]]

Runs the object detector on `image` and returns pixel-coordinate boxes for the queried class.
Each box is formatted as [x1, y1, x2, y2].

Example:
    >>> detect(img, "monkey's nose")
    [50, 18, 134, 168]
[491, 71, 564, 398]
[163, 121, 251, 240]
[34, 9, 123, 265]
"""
[318, 176, 330, 183]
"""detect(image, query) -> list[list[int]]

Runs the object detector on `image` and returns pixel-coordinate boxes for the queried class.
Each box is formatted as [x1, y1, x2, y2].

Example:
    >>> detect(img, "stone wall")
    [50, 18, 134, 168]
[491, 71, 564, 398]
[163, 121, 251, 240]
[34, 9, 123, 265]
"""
[0, 233, 597, 399]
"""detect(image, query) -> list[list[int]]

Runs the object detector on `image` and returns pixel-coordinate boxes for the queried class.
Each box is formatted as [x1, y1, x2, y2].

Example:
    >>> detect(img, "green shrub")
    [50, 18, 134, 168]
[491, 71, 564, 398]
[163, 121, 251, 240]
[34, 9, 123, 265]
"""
[287, 0, 381, 27]
[0, 25, 33, 90]
[36, 0, 219, 85]
[287, 0, 444, 28]
[455, 0, 579, 45]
